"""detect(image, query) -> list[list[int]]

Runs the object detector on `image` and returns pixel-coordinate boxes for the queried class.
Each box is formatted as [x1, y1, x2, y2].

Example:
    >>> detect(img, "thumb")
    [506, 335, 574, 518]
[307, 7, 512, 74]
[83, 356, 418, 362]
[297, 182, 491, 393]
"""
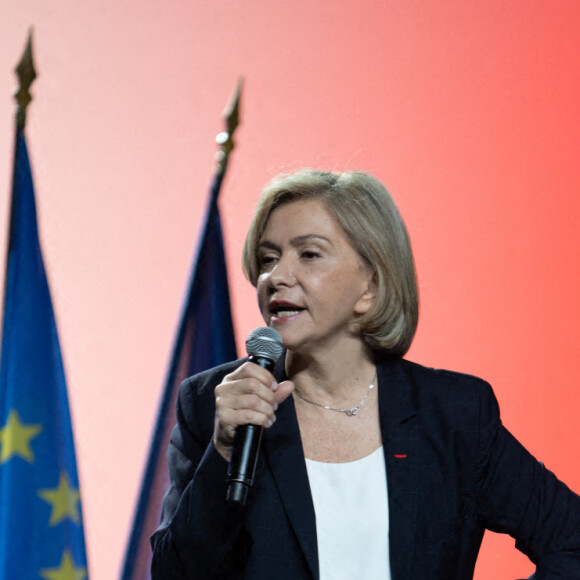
[274, 380, 295, 406]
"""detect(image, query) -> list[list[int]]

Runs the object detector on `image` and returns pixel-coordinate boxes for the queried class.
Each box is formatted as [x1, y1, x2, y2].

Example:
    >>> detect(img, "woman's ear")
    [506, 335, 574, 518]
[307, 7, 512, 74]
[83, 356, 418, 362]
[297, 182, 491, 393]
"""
[354, 269, 378, 315]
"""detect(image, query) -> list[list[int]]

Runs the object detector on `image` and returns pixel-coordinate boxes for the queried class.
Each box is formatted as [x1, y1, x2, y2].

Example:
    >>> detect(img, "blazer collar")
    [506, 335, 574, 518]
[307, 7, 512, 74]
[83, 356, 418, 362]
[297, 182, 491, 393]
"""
[376, 354, 417, 431]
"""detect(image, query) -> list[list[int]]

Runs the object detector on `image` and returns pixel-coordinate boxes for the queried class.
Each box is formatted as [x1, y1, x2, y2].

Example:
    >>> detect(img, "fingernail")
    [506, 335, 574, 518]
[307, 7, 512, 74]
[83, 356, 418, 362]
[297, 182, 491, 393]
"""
[273, 402, 278, 411]
[271, 381, 279, 392]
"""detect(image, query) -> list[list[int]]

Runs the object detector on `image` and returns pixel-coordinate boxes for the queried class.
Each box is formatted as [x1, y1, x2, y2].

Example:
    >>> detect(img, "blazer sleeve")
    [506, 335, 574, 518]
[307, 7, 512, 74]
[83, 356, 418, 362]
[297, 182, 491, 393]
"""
[150, 364, 250, 579]
[474, 382, 580, 578]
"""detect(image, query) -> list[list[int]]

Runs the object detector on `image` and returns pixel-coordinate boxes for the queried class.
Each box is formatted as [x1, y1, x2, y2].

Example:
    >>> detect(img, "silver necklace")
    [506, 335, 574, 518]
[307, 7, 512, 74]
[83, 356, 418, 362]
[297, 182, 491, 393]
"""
[294, 374, 376, 417]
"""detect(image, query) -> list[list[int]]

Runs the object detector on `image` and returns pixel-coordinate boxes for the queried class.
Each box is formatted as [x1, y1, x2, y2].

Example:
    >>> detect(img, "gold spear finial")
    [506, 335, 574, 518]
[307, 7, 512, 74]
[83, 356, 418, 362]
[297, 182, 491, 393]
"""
[215, 78, 243, 175]
[15, 29, 37, 131]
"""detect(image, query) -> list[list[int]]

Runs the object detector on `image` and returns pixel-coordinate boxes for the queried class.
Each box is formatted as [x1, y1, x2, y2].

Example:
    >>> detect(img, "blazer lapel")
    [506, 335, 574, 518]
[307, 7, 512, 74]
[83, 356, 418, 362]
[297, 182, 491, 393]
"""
[378, 357, 419, 580]
[261, 355, 319, 579]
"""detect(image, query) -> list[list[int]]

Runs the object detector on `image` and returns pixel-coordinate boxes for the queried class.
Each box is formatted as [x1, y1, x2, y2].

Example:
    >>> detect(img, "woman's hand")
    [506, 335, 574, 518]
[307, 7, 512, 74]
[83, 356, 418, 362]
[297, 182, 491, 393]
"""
[213, 362, 295, 462]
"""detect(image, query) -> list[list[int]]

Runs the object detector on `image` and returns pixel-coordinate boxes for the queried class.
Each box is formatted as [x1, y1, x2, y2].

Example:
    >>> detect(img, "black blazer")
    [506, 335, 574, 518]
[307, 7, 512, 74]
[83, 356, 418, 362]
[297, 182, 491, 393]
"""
[151, 355, 580, 579]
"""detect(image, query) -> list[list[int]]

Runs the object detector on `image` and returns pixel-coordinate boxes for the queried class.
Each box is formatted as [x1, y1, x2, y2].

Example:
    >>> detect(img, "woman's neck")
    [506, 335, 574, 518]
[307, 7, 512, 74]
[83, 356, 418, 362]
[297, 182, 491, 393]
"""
[285, 339, 376, 404]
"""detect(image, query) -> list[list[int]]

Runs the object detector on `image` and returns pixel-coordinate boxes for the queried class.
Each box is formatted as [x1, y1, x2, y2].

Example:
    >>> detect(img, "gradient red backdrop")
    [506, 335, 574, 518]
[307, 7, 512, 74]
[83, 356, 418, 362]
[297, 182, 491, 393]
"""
[2, 2, 580, 578]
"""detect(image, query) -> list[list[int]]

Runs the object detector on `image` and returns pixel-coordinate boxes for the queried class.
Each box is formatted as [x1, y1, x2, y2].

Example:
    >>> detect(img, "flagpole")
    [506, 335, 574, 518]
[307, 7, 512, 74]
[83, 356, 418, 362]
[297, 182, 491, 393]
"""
[3, 29, 37, 337]
[1, 30, 36, 329]
[215, 78, 243, 175]
[14, 29, 36, 131]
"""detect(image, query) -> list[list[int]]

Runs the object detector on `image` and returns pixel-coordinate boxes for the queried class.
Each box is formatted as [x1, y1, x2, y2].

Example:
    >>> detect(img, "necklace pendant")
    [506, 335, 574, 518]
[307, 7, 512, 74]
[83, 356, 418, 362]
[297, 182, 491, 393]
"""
[347, 408, 358, 416]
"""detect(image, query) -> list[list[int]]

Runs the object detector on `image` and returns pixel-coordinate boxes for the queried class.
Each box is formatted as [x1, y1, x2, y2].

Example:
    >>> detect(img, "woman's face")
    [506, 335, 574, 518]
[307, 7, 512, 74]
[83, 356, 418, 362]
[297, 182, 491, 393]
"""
[256, 199, 375, 354]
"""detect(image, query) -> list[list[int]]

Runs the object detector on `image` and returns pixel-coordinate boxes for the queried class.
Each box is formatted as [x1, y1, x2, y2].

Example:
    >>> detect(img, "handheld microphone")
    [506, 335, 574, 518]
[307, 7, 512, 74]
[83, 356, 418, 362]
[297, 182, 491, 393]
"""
[226, 327, 283, 506]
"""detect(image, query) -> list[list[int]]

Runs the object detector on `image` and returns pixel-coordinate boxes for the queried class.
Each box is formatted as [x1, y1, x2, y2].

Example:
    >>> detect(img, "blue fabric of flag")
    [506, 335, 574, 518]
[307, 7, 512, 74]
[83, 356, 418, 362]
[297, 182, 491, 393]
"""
[121, 171, 238, 580]
[0, 130, 89, 578]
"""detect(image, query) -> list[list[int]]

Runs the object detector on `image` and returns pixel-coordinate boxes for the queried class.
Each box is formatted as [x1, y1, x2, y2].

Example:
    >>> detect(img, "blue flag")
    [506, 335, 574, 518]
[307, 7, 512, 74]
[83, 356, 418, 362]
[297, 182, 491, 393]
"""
[0, 130, 89, 578]
[121, 171, 238, 579]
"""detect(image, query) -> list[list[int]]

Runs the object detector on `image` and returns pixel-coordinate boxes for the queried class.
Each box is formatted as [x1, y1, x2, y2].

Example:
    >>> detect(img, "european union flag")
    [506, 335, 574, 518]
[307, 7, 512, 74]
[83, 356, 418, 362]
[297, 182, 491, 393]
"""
[120, 170, 238, 580]
[0, 129, 89, 578]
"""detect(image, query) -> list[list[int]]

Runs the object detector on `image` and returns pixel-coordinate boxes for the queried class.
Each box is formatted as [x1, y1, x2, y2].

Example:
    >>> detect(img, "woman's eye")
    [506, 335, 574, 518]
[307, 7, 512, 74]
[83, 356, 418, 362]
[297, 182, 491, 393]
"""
[259, 254, 277, 268]
[301, 250, 320, 260]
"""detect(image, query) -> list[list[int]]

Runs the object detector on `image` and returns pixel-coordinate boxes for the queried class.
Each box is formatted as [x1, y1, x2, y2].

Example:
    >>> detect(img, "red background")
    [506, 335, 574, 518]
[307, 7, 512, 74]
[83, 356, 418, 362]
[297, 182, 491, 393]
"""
[2, 2, 580, 578]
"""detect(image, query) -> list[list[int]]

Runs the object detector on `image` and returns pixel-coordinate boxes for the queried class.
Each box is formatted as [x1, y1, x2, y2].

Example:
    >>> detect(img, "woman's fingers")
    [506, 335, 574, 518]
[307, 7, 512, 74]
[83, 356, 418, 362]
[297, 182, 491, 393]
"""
[216, 392, 277, 427]
[213, 363, 281, 461]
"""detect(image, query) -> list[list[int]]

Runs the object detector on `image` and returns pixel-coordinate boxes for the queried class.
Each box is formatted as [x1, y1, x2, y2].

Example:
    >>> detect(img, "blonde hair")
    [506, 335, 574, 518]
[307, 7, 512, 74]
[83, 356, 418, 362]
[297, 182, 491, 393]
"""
[242, 169, 419, 356]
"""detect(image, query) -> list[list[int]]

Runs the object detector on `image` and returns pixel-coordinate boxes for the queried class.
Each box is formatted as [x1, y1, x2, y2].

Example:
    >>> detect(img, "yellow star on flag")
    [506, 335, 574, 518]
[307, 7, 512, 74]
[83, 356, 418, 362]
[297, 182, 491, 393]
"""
[40, 550, 87, 580]
[39, 472, 82, 525]
[0, 409, 42, 463]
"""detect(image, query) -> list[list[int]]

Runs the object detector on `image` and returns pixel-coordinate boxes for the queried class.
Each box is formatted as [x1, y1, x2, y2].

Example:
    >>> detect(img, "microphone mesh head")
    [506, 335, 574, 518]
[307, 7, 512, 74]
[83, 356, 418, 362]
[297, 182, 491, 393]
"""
[245, 327, 283, 361]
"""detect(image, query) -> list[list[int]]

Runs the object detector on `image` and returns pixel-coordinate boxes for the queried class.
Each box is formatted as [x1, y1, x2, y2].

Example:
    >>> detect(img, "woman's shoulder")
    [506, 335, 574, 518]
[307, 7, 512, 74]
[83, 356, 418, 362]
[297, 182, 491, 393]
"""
[378, 355, 498, 412]
[401, 358, 490, 387]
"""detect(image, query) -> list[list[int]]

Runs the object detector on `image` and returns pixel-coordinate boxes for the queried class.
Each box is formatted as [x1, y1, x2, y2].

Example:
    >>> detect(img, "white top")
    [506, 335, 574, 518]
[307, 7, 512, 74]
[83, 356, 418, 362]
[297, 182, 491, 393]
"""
[305, 446, 391, 580]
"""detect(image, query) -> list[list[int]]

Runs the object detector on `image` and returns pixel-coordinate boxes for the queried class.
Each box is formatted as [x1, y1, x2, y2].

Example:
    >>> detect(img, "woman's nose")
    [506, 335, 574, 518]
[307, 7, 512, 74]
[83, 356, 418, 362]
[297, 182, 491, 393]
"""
[268, 256, 296, 288]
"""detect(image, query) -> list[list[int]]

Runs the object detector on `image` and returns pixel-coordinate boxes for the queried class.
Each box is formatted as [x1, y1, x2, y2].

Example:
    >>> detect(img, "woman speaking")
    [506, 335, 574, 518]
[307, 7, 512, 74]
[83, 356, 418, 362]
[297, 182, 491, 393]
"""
[151, 169, 580, 579]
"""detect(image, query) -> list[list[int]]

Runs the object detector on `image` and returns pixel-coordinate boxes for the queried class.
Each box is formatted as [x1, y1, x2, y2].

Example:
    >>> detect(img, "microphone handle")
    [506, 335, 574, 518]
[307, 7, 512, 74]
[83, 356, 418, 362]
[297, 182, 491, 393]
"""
[225, 425, 263, 505]
[225, 355, 275, 506]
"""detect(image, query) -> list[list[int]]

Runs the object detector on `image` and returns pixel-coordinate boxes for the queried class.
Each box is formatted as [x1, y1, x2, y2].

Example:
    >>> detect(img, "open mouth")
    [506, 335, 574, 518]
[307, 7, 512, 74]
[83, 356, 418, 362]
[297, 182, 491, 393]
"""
[270, 302, 304, 319]
[274, 309, 302, 318]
